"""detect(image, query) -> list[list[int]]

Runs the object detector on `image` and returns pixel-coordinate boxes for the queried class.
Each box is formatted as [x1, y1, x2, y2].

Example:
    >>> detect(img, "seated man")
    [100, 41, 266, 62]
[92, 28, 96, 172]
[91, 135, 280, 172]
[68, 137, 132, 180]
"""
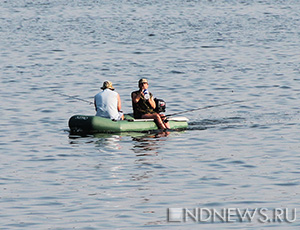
[94, 81, 124, 120]
[131, 78, 169, 129]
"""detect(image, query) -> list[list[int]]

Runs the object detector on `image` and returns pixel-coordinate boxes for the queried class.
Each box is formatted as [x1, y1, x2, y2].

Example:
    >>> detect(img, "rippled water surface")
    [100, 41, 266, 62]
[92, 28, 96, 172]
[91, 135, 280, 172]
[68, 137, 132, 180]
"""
[1, 0, 300, 229]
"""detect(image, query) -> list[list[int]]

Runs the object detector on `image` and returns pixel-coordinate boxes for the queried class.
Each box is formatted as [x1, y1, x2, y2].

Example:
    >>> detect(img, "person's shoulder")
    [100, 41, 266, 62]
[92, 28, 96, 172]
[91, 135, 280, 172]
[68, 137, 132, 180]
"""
[105, 89, 116, 93]
[107, 89, 118, 96]
[132, 90, 139, 94]
[95, 91, 101, 97]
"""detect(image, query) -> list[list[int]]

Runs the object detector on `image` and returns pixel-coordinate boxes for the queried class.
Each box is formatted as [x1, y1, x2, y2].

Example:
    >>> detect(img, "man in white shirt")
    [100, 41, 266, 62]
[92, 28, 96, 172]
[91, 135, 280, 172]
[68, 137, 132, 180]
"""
[94, 81, 124, 120]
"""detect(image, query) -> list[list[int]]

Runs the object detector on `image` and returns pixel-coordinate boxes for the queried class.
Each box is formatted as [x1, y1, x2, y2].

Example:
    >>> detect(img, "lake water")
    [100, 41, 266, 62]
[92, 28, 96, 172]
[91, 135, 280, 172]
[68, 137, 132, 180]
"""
[1, 0, 300, 229]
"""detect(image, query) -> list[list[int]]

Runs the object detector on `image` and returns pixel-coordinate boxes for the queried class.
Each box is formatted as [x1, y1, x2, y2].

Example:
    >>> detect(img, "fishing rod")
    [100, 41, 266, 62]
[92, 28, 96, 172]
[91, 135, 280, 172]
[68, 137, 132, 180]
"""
[52, 90, 251, 117]
[164, 100, 250, 117]
[52, 91, 94, 105]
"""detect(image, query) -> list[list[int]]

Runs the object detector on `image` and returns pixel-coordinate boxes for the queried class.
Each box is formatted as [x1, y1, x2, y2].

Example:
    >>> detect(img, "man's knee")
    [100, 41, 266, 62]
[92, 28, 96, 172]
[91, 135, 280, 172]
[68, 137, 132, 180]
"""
[154, 113, 160, 119]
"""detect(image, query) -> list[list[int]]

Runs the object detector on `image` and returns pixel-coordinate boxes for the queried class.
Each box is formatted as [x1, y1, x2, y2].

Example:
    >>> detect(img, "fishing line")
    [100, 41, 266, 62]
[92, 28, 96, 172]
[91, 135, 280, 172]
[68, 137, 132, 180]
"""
[164, 100, 252, 117]
[51, 90, 253, 118]
[51, 91, 94, 105]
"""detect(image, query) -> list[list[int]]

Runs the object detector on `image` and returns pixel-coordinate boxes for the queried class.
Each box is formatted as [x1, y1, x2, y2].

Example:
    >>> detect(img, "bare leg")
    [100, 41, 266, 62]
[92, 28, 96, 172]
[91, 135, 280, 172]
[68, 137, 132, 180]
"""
[160, 114, 170, 129]
[141, 113, 167, 130]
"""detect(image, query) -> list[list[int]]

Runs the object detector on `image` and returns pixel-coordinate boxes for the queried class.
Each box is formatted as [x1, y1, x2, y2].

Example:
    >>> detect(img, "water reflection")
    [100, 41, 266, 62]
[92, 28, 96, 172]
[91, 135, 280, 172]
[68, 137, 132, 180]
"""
[93, 132, 170, 151]
[69, 133, 123, 150]
[68, 130, 171, 152]
[131, 131, 170, 155]
[94, 134, 122, 150]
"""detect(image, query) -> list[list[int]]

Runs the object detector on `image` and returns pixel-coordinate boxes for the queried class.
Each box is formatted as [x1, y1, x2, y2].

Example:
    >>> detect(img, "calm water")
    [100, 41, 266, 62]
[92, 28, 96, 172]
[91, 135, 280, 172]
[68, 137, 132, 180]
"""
[1, 0, 300, 229]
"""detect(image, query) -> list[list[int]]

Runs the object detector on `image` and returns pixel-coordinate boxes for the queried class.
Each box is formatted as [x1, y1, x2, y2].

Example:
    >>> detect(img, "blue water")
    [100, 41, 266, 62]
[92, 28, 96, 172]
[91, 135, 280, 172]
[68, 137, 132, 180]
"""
[1, 0, 300, 229]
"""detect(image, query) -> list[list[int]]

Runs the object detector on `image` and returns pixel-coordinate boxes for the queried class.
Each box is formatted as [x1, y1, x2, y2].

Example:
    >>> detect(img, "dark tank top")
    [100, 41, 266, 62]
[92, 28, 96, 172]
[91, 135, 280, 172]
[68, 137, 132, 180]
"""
[131, 90, 155, 119]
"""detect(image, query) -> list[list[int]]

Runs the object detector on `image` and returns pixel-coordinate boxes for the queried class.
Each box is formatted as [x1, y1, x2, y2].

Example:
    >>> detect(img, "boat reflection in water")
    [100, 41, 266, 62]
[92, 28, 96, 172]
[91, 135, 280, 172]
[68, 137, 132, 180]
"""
[131, 131, 170, 155]
[68, 129, 173, 151]
[68, 130, 185, 191]
[68, 129, 177, 153]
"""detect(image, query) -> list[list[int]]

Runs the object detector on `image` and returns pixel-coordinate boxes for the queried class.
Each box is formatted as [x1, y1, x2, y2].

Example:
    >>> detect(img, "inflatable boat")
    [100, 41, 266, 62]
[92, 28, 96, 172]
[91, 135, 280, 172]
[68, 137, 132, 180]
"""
[68, 114, 189, 134]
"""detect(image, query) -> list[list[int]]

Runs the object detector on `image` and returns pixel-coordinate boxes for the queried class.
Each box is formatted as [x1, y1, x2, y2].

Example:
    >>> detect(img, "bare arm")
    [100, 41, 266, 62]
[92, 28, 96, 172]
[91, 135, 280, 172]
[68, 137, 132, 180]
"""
[117, 93, 122, 111]
[131, 90, 142, 104]
[148, 95, 156, 109]
[132, 90, 156, 109]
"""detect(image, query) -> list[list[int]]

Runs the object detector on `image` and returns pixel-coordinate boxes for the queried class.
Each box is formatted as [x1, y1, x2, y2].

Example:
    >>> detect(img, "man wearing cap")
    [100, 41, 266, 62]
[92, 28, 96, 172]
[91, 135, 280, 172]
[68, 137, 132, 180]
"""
[131, 78, 170, 130]
[94, 81, 124, 120]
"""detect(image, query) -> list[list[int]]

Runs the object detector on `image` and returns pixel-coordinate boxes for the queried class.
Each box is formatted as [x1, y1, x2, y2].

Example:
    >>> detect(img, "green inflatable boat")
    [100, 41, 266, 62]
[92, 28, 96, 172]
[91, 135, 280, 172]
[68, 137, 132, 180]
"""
[68, 114, 189, 134]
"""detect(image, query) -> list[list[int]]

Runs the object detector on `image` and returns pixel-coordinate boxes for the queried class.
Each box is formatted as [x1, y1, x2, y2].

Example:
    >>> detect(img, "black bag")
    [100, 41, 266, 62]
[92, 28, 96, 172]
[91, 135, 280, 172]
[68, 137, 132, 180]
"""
[154, 98, 166, 113]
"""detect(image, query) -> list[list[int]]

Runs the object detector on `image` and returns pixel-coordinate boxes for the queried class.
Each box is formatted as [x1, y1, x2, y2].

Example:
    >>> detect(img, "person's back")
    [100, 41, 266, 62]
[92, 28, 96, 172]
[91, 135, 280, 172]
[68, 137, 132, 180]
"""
[95, 89, 119, 119]
[94, 81, 124, 120]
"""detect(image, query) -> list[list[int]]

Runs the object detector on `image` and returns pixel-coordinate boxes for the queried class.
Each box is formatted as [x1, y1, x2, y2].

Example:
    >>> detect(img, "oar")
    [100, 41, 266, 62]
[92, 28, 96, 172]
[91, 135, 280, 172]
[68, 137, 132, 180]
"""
[164, 100, 251, 117]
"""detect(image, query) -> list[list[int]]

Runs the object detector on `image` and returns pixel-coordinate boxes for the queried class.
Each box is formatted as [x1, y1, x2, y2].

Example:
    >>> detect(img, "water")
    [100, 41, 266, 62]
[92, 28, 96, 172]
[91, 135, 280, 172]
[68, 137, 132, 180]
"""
[1, 0, 300, 229]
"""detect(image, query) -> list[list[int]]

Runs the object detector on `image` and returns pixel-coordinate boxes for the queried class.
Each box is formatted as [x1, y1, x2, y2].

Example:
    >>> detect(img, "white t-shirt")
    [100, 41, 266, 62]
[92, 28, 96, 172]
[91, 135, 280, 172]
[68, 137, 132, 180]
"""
[94, 89, 121, 120]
